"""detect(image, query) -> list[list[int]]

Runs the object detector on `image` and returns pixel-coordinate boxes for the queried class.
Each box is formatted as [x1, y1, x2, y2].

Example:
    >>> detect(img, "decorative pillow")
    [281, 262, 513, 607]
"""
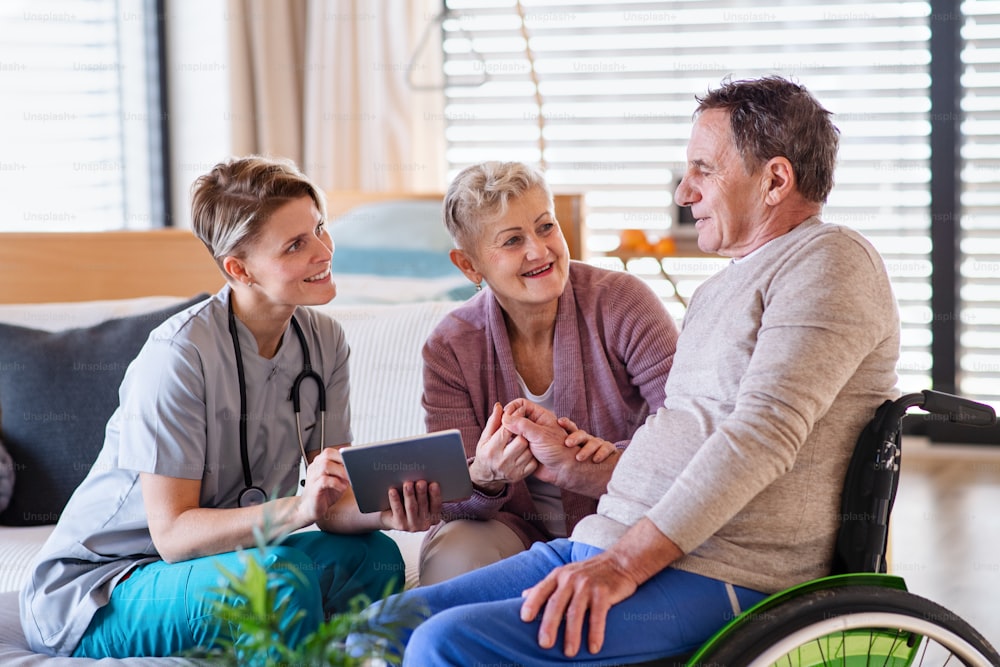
[0, 436, 12, 513]
[331, 199, 451, 252]
[329, 200, 477, 302]
[333, 247, 461, 278]
[0, 294, 208, 526]
[330, 275, 477, 305]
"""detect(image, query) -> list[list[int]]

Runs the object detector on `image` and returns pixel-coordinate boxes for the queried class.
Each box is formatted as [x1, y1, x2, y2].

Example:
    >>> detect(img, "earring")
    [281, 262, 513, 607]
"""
[475, 281, 482, 292]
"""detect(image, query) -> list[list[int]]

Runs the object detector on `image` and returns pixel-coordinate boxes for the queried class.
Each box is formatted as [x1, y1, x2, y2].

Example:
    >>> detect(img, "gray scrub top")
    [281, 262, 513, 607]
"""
[19, 285, 352, 656]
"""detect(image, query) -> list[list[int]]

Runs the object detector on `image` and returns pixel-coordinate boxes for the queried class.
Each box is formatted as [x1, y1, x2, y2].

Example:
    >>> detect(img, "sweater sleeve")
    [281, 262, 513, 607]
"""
[422, 326, 483, 454]
[421, 323, 511, 519]
[646, 231, 897, 553]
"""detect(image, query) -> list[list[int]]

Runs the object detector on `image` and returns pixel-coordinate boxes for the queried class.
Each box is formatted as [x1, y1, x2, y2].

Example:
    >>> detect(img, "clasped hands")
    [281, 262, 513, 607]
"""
[469, 398, 617, 495]
[470, 398, 650, 657]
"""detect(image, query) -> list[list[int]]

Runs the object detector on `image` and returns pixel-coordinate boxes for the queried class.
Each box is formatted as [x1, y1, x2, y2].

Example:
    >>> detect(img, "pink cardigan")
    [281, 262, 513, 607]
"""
[421, 261, 679, 547]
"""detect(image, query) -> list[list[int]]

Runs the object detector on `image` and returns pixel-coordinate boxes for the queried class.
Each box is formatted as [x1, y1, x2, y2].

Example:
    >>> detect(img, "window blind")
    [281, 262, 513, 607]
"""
[441, 0, 933, 395]
[0, 0, 164, 231]
[960, 3, 1000, 407]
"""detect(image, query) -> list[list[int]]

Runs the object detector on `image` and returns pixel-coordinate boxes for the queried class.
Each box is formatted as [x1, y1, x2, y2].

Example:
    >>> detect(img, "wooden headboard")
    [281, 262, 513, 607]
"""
[0, 192, 585, 304]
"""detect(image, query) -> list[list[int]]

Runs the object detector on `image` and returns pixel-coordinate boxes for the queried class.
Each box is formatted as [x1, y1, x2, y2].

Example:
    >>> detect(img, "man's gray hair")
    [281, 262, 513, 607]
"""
[695, 76, 840, 204]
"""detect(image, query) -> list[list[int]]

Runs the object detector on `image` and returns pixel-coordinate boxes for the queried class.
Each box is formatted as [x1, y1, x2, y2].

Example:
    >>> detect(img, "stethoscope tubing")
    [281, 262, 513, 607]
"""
[227, 296, 327, 506]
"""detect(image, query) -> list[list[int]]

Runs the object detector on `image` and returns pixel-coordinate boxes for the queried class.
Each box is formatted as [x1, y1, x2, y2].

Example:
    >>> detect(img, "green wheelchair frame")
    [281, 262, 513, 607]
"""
[676, 390, 999, 666]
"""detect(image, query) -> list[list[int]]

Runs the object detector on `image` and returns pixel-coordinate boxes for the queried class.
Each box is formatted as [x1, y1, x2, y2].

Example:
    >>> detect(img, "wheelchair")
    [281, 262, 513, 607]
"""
[651, 390, 999, 667]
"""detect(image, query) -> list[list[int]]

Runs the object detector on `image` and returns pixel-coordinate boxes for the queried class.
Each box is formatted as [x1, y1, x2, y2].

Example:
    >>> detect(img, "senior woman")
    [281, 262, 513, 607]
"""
[20, 156, 440, 660]
[419, 161, 679, 585]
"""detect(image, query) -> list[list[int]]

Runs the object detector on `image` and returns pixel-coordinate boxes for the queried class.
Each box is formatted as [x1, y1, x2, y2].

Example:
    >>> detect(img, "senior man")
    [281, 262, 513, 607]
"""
[383, 76, 901, 666]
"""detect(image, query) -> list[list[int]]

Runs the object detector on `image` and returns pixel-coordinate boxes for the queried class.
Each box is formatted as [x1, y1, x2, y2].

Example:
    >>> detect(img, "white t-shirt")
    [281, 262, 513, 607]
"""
[516, 374, 568, 538]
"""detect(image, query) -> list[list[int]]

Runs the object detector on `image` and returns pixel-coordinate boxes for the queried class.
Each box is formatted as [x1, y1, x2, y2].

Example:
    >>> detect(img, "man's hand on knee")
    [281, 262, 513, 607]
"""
[518, 553, 639, 657]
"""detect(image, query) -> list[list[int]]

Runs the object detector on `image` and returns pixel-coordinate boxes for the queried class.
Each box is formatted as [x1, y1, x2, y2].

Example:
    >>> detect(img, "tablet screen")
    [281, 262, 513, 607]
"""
[341, 429, 472, 513]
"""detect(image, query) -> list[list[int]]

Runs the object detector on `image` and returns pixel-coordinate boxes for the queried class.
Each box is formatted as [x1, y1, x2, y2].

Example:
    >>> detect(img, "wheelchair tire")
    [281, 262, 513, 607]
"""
[690, 585, 999, 667]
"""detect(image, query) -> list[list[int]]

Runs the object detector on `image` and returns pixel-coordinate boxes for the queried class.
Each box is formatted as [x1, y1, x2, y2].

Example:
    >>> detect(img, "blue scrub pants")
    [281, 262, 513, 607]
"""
[73, 530, 403, 660]
[376, 538, 767, 666]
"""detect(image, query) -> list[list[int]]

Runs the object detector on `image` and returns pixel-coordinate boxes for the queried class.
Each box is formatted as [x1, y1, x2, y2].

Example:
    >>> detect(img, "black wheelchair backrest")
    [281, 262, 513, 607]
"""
[831, 389, 996, 576]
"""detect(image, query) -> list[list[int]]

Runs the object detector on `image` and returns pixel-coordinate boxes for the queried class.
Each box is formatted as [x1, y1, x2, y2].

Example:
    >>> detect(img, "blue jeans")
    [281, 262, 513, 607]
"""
[374, 538, 767, 666]
[73, 530, 403, 659]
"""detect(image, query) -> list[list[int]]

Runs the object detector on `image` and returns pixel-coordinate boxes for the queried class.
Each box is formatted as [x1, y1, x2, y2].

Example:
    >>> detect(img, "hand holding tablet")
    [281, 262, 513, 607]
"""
[341, 429, 473, 513]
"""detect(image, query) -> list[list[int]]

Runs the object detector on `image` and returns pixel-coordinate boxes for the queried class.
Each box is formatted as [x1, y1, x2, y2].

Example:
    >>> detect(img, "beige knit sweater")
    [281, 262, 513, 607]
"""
[572, 218, 901, 593]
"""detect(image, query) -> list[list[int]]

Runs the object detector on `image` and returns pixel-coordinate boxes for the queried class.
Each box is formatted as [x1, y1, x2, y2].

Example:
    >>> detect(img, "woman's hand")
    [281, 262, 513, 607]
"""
[558, 417, 618, 463]
[501, 399, 579, 486]
[468, 402, 539, 494]
[380, 480, 443, 532]
[297, 446, 351, 526]
[502, 400, 620, 496]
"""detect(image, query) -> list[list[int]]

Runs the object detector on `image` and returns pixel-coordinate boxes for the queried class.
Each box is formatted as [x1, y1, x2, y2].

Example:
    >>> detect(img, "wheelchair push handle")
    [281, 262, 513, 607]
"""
[918, 389, 997, 427]
[833, 389, 995, 577]
[878, 389, 995, 433]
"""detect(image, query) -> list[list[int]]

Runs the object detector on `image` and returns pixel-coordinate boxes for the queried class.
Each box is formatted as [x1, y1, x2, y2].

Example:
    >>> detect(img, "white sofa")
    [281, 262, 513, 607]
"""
[0, 295, 460, 665]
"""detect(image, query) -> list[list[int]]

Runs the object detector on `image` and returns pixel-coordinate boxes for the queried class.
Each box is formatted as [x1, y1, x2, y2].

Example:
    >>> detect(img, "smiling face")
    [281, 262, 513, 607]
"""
[455, 185, 569, 312]
[674, 108, 771, 258]
[236, 195, 336, 309]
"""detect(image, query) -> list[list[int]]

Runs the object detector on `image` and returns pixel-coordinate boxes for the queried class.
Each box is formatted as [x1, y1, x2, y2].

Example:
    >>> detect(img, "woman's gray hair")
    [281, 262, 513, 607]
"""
[443, 161, 553, 249]
[190, 155, 326, 271]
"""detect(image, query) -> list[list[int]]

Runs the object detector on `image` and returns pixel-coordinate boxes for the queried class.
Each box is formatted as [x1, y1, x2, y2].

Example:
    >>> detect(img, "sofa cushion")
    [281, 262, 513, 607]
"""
[314, 300, 461, 446]
[0, 589, 201, 665]
[0, 294, 208, 526]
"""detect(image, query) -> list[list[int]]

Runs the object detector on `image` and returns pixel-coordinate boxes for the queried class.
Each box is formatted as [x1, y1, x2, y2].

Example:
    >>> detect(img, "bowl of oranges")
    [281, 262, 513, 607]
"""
[618, 229, 676, 256]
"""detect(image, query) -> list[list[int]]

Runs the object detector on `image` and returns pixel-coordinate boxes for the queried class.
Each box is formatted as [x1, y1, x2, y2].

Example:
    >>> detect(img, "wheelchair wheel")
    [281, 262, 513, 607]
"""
[690, 585, 999, 667]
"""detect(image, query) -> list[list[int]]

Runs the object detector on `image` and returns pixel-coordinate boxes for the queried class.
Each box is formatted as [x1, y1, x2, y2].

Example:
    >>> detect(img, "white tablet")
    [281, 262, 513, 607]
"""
[341, 429, 473, 514]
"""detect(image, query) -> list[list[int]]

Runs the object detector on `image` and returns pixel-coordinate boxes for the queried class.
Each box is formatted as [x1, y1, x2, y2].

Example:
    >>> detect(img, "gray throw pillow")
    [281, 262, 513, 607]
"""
[0, 435, 12, 513]
[0, 294, 208, 526]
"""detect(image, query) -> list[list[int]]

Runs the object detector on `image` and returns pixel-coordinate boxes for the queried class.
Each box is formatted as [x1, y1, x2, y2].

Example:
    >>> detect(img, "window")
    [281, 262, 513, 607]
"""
[442, 0, 935, 394]
[0, 0, 166, 231]
[960, 3, 1000, 408]
[441, 1, 1000, 440]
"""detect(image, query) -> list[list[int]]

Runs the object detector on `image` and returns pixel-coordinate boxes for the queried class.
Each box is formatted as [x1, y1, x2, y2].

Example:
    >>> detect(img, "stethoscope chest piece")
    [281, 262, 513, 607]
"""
[238, 486, 267, 508]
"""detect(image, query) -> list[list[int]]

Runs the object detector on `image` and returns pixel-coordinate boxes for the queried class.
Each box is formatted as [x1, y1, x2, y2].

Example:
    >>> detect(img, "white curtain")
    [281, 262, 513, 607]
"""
[227, 0, 445, 192]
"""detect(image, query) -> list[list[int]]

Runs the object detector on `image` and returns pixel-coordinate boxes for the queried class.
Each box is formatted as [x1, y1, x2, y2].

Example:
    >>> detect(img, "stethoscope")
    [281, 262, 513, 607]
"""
[227, 297, 326, 507]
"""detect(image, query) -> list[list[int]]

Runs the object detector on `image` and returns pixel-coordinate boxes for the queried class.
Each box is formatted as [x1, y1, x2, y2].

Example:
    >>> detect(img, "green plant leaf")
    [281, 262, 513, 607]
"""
[180, 506, 424, 665]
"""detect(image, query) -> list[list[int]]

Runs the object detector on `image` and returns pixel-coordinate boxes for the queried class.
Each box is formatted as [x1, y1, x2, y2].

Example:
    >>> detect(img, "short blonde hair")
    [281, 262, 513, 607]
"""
[443, 161, 553, 249]
[190, 156, 327, 270]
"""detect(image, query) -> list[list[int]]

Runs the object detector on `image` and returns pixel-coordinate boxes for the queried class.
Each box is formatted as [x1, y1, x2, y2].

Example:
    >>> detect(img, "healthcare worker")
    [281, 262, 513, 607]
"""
[19, 156, 441, 659]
